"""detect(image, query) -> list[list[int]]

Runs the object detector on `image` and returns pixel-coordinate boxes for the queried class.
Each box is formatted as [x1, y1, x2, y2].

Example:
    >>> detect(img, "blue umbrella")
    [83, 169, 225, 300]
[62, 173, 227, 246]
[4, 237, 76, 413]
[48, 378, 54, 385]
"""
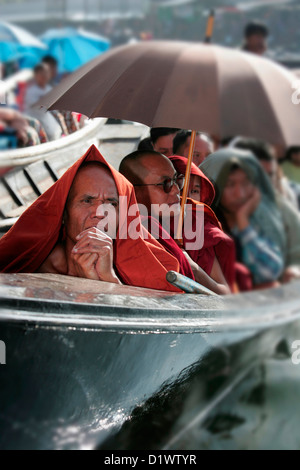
[0, 20, 47, 63]
[40, 27, 110, 74]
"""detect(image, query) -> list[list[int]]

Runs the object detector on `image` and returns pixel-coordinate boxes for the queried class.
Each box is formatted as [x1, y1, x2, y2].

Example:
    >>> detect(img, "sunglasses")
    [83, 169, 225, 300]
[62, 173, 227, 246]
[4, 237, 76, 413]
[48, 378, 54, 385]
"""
[134, 174, 185, 194]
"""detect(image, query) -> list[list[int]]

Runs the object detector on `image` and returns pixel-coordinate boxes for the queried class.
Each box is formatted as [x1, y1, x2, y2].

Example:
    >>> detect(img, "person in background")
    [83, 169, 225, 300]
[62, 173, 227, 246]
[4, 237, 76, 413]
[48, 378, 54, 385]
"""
[173, 130, 214, 167]
[232, 138, 300, 282]
[42, 55, 59, 86]
[169, 155, 213, 204]
[200, 148, 300, 287]
[150, 127, 180, 157]
[137, 137, 154, 152]
[25, 63, 62, 141]
[233, 137, 299, 209]
[281, 146, 300, 186]
[42, 55, 80, 135]
[0, 107, 47, 148]
[242, 21, 269, 56]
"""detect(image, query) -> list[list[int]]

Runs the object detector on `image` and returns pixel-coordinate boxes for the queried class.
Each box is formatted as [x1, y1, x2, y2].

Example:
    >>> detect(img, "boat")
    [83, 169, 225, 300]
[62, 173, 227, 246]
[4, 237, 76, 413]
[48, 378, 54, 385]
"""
[0, 119, 299, 450]
[0, 272, 299, 450]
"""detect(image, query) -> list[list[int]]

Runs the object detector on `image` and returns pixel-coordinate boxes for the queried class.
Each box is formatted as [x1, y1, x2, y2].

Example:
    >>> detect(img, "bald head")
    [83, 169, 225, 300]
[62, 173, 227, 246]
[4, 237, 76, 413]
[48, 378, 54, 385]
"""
[119, 150, 173, 185]
[119, 150, 181, 216]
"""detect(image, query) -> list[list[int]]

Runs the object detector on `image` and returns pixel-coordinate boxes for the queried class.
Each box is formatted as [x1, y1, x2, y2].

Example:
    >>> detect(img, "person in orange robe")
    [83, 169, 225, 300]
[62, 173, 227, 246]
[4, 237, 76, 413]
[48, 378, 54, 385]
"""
[0, 145, 181, 292]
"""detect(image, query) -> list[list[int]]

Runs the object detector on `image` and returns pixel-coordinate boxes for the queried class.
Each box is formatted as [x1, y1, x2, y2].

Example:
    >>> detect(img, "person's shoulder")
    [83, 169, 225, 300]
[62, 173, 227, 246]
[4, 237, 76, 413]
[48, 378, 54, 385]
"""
[37, 243, 68, 274]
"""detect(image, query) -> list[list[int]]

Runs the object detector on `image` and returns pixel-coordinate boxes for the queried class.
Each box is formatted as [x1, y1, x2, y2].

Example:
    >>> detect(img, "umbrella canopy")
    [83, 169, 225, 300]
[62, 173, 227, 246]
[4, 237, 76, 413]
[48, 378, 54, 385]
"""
[0, 21, 46, 63]
[39, 41, 300, 148]
[40, 27, 110, 74]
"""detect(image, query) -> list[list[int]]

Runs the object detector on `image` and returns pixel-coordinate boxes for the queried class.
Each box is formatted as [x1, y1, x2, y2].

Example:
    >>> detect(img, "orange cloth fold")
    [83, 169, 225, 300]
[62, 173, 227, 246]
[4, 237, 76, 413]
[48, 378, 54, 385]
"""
[0, 145, 181, 292]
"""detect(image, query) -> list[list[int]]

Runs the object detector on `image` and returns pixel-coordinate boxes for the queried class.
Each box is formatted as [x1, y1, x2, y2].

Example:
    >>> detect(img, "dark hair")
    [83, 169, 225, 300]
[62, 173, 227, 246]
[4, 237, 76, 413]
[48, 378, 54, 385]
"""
[234, 138, 274, 162]
[173, 130, 191, 154]
[33, 63, 49, 74]
[150, 127, 180, 145]
[42, 55, 58, 67]
[137, 137, 154, 152]
[244, 21, 269, 38]
[286, 146, 300, 161]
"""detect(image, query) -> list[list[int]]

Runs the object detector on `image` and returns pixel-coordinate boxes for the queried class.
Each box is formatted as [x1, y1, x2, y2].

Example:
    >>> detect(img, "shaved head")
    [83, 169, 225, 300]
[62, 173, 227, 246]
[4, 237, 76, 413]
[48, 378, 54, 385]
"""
[119, 150, 172, 185]
[119, 150, 180, 216]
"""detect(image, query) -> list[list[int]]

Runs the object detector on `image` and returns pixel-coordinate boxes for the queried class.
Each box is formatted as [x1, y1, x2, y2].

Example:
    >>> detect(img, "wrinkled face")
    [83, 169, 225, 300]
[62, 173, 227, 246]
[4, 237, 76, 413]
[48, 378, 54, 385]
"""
[181, 135, 213, 167]
[64, 165, 119, 242]
[246, 34, 267, 55]
[188, 174, 201, 202]
[134, 155, 181, 219]
[153, 133, 177, 157]
[221, 168, 255, 213]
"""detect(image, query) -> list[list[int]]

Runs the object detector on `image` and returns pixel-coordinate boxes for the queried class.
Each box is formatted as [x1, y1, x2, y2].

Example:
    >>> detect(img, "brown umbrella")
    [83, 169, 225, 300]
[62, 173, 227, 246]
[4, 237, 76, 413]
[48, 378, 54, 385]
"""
[39, 40, 300, 148]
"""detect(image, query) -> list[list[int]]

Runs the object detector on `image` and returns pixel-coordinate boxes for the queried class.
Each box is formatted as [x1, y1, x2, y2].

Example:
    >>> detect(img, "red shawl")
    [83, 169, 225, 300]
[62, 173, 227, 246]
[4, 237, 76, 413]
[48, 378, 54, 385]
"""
[169, 155, 215, 206]
[170, 198, 237, 292]
[0, 145, 181, 292]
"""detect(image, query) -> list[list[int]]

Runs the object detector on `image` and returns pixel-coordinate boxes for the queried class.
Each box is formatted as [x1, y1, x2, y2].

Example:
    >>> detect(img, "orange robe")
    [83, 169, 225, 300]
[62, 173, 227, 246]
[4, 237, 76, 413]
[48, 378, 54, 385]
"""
[0, 145, 181, 292]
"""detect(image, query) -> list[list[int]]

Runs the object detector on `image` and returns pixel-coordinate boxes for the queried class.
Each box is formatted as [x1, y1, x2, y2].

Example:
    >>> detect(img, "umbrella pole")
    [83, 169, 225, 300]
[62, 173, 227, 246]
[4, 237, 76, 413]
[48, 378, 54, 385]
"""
[175, 130, 196, 243]
[204, 10, 215, 43]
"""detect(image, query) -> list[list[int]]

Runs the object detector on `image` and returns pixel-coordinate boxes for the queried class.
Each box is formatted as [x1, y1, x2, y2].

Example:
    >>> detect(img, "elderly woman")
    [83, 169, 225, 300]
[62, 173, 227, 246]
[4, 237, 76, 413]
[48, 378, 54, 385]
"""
[200, 148, 292, 287]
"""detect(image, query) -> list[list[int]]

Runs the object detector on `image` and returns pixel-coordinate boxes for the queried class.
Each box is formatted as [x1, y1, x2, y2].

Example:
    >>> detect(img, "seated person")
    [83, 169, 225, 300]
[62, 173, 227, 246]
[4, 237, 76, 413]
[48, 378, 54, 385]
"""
[169, 156, 215, 204]
[200, 148, 300, 286]
[234, 137, 299, 210]
[0, 145, 181, 293]
[119, 150, 238, 295]
[173, 131, 214, 167]
[0, 107, 47, 147]
[281, 146, 300, 186]
[150, 127, 180, 157]
[25, 63, 62, 141]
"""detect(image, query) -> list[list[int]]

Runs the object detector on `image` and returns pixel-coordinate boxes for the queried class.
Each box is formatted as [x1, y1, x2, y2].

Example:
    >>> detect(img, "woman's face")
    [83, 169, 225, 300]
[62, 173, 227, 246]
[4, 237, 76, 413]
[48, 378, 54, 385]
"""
[221, 168, 255, 213]
[188, 174, 201, 202]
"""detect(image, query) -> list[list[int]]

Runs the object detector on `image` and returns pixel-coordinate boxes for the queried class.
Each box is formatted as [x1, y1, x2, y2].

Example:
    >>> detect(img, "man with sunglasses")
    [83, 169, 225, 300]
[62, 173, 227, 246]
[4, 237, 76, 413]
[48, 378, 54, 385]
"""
[119, 150, 231, 295]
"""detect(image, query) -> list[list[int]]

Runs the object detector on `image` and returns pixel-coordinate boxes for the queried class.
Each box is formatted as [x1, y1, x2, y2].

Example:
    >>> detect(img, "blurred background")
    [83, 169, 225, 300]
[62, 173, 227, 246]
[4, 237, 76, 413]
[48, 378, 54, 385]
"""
[0, 0, 299, 60]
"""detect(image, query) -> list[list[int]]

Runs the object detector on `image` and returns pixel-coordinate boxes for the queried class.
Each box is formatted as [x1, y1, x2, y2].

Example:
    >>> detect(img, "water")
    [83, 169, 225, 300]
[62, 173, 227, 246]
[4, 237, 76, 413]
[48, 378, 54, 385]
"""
[167, 358, 300, 450]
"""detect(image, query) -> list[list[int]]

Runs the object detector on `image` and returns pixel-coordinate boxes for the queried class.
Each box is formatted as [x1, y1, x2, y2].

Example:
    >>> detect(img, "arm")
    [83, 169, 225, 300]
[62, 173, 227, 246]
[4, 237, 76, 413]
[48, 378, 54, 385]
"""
[183, 251, 231, 295]
[234, 225, 284, 285]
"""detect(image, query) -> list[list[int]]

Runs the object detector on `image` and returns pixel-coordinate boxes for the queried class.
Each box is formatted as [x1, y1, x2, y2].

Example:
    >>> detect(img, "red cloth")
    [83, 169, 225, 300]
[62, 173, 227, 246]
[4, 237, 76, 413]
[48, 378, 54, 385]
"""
[170, 198, 237, 292]
[141, 216, 195, 280]
[170, 156, 253, 292]
[0, 145, 181, 292]
[169, 155, 215, 206]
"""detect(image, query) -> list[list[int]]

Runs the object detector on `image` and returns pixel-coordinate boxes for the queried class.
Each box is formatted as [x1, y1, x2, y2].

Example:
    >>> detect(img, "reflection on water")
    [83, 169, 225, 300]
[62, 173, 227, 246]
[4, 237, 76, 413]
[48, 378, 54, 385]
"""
[99, 338, 300, 450]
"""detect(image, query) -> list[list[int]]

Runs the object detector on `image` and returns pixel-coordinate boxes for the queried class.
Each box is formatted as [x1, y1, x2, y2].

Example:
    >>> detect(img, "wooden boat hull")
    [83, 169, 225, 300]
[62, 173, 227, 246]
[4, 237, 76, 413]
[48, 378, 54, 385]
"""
[0, 274, 300, 449]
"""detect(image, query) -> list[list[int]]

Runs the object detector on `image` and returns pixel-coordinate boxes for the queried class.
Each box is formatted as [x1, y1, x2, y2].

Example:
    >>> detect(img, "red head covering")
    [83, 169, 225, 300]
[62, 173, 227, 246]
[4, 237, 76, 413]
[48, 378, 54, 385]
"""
[0, 145, 181, 292]
[169, 155, 215, 206]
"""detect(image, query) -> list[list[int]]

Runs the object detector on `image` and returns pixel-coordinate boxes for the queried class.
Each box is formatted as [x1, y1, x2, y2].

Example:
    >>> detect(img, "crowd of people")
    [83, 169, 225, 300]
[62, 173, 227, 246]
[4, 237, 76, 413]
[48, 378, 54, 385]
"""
[0, 120, 300, 295]
[0, 55, 81, 150]
[0, 13, 300, 295]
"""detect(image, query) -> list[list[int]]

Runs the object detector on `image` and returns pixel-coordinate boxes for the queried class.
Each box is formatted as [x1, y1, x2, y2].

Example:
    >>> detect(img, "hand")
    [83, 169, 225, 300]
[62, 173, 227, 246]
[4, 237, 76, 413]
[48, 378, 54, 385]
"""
[282, 266, 300, 284]
[71, 227, 121, 284]
[71, 252, 100, 280]
[236, 188, 261, 231]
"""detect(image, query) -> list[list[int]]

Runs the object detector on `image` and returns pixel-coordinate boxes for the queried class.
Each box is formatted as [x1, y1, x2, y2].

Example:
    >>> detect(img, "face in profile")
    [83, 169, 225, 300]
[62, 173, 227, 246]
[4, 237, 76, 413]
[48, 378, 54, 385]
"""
[181, 135, 213, 167]
[221, 168, 255, 213]
[153, 133, 177, 158]
[134, 155, 181, 219]
[64, 164, 119, 242]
